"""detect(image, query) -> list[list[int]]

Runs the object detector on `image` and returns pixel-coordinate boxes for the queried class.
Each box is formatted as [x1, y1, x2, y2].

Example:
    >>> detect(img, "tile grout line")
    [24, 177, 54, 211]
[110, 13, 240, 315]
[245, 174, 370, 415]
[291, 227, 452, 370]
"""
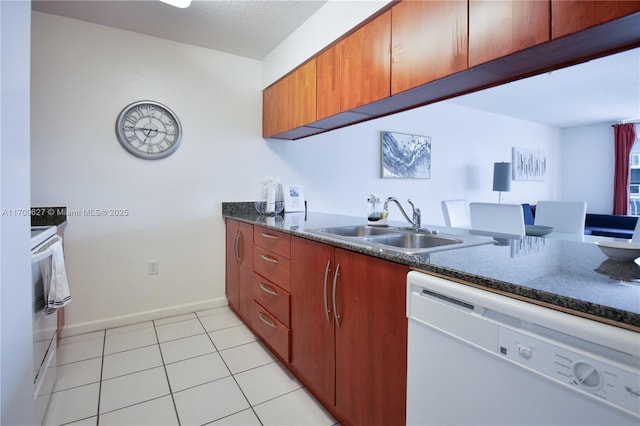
[152, 318, 182, 426]
[53, 308, 315, 425]
[196, 312, 265, 425]
[95, 330, 107, 425]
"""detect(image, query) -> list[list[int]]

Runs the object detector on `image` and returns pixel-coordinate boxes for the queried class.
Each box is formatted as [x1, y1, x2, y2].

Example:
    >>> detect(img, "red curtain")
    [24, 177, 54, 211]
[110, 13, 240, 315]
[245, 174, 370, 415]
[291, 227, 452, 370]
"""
[613, 123, 637, 215]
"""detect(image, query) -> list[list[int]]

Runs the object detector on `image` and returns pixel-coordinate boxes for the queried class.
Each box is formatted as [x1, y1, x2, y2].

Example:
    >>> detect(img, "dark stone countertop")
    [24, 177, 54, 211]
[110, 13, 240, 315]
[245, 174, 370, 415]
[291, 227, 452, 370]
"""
[31, 206, 67, 227]
[222, 202, 640, 330]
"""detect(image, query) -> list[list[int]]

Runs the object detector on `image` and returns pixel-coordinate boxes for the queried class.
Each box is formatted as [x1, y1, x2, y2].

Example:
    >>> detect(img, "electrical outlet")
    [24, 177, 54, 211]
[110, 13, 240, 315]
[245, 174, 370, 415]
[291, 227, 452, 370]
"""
[148, 260, 159, 275]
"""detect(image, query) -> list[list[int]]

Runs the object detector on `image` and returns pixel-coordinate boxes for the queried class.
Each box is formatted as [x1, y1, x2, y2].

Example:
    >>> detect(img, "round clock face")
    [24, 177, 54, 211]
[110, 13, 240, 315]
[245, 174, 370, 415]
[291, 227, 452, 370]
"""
[115, 100, 183, 160]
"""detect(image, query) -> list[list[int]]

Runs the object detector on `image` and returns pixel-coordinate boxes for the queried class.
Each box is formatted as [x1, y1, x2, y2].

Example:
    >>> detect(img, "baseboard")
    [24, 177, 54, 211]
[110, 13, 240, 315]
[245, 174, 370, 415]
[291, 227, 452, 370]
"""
[61, 297, 228, 338]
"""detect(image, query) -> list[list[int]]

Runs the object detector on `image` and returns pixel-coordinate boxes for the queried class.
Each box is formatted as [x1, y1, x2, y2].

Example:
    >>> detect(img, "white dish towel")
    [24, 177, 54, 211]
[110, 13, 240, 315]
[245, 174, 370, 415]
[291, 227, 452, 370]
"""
[40, 237, 71, 315]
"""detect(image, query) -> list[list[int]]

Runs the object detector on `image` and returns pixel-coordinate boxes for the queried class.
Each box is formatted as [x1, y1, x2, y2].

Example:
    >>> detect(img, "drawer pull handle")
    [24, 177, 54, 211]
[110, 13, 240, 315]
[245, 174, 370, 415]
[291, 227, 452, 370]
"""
[260, 254, 279, 264]
[260, 232, 279, 240]
[259, 282, 278, 296]
[258, 311, 277, 328]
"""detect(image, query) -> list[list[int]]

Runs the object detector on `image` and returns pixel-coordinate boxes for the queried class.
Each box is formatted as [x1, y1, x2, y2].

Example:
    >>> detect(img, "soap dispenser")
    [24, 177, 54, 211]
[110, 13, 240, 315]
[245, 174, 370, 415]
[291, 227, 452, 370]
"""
[367, 194, 388, 226]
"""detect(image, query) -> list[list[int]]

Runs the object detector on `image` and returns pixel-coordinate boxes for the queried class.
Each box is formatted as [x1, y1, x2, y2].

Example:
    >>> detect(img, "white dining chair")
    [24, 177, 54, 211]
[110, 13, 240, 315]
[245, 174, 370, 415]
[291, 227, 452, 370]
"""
[441, 199, 471, 228]
[469, 202, 525, 236]
[632, 217, 640, 243]
[534, 201, 587, 234]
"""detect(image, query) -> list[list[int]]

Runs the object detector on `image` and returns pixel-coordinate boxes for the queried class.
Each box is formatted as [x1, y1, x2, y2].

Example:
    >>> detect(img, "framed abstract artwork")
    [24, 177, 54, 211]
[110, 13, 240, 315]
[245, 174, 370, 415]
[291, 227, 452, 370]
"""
[512, 147, 546, 181]
[381, 131, 431, 179]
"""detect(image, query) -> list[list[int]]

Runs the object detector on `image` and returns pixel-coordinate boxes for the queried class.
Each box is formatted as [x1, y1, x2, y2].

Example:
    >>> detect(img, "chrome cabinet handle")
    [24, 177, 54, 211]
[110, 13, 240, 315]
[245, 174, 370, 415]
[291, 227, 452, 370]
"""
[260, 232, 279, 240]
[259, 282, 278, 296]
[260, 254, 279, 264]
[332, 263, 341, 328]
[323, 260, 331, 323]
[258, 311, 277, 328]
[233, 230, 241, 262]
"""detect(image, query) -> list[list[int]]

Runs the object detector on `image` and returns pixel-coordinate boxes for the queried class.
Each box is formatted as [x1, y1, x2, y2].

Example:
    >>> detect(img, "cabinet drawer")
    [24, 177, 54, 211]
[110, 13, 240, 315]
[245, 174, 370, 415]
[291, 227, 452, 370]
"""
[252, 301, 290, 362]
[254, 226, 291, 258]
[253, 248, 291, 291]
[252, 274, 290, 327]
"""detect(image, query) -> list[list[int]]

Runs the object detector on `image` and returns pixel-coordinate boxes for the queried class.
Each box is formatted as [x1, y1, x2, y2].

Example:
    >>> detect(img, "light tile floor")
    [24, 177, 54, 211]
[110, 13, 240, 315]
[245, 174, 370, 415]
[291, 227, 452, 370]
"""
[44, 306, 337, 426]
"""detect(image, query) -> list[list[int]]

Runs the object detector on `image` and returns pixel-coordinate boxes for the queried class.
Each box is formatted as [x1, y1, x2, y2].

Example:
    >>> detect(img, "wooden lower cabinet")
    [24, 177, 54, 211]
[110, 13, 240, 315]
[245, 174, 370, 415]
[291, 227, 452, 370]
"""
[224, 219, 253, 320]
[290, 239, 336, 405]
[291, 236, 409, 425]
[251, 300, 290, 361]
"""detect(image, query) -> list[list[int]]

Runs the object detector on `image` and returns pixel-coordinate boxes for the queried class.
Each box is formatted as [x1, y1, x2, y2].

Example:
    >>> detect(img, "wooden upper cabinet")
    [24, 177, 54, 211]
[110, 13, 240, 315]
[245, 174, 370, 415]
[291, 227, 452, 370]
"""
[263, 60, 316, 138]
[391, 0, 468, 95]
[469, 0, 550, 68]
[289, 60, 316, 129]
[340, 10, 391, 111]
[262, 77, 287, 137]
[316, 43, 342, 121]
[552, 0, 640, 39]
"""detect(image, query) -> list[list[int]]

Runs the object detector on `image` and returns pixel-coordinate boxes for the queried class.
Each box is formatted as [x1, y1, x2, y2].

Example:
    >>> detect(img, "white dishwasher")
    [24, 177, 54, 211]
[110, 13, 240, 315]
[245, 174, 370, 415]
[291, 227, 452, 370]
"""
[406, 271, 640, 426]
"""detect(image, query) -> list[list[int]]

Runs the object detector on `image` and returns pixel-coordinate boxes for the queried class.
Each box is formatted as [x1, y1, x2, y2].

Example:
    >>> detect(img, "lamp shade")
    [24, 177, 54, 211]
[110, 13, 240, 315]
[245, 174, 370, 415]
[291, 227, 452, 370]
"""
[493, 162, 512, 192]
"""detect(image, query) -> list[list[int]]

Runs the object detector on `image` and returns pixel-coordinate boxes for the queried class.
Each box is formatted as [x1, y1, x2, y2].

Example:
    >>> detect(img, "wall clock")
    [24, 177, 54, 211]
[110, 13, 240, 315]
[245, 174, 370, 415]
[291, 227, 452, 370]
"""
[115, 100, 183, 160]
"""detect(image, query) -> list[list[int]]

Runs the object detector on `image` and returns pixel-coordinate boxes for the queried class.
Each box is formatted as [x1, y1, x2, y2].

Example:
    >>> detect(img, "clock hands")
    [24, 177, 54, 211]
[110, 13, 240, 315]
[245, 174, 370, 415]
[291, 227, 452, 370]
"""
[133, 126, 167, 134]
[143, 128, 152, 143]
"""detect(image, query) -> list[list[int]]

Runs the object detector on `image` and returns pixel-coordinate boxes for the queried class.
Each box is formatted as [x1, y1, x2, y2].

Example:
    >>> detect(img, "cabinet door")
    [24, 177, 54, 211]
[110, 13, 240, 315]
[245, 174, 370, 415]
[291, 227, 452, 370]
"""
[334, 248, 409, 426]
[237, 221, 254, 321]
[225, 219, 240, 311]
[552, 0, 640, 39]
[262, 60, 317, 138]
[469, 0, 550, 68]
[262, 77, 288, 138]
[340, 10, 391, 111]
[290, 237, 336, 406]
[391, 0, 468, 95]
[316, 43, 342, 121]
[289, 60, 317, 130]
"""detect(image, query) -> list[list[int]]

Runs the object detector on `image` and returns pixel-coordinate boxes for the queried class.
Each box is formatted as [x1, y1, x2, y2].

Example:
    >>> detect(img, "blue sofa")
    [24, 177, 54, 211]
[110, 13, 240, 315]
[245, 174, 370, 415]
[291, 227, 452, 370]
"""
[584, 213, 638, 239]
[522, 204, 637, 238]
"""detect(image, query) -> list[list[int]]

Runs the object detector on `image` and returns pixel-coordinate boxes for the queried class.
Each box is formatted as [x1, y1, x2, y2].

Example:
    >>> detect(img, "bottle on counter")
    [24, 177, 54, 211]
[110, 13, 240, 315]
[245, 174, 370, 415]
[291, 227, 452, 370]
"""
[367, 194, 388, 226]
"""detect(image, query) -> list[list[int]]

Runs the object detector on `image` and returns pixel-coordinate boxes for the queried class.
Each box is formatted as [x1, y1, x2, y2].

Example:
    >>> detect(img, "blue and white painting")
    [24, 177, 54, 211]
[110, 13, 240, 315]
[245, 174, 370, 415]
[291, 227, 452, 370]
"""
[512, 147, 546, 181]
[381, 131, 431, 179]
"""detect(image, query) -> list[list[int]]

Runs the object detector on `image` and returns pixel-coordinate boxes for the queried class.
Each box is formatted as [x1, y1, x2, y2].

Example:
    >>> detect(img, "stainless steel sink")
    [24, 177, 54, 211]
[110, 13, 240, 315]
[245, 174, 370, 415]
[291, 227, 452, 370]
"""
[312, 225, 399, 237]
[306, 225, 493, 255]
[364, 233, 462, 250]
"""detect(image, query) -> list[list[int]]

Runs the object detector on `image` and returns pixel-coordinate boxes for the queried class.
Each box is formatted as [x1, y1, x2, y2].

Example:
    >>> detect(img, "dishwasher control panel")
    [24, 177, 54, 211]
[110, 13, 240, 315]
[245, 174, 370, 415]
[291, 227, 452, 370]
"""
[498, 327, 640, 417]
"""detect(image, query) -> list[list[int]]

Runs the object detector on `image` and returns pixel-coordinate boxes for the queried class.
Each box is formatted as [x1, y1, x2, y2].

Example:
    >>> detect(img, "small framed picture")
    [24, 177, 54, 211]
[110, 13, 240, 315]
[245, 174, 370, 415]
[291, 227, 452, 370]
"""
[283, 184, 305, 212]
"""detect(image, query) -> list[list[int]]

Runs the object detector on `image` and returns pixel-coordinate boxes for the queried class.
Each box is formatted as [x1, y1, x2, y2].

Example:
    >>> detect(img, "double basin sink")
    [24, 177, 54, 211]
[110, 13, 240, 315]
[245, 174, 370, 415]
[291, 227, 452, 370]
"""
[306, 225, 494, 255]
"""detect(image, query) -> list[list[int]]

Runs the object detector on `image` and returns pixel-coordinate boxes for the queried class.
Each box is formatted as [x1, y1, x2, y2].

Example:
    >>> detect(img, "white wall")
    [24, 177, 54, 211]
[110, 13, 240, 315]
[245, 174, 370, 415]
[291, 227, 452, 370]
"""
[30, 12, 297, 333]
[1, 1, 36, 424]
[269, 101, 562, 225]
[561, 123, 615, 214]
[31, 11, 561, 335]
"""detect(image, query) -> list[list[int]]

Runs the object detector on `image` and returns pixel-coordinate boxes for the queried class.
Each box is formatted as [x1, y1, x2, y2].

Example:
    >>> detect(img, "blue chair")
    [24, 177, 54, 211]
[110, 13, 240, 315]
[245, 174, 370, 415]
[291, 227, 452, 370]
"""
[522, 204, 535, 225]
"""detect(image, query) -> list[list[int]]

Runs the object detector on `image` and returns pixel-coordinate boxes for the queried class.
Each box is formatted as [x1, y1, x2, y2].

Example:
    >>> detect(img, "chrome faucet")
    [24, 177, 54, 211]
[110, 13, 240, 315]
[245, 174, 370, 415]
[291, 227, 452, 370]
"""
[384, 197, 422, 230]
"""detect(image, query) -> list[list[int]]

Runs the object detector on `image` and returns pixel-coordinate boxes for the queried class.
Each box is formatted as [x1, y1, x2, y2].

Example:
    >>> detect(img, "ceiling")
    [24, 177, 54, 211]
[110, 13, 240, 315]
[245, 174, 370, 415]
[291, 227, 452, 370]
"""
[446, 47, 640, 129]
[32, 0, 327, 60]
[32, 0, 640, 129]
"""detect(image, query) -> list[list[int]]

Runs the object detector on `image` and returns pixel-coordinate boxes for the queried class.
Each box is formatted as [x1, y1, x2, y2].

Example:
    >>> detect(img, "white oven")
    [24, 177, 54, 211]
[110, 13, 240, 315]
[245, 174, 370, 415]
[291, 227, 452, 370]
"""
[31, 226, 60, 425]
